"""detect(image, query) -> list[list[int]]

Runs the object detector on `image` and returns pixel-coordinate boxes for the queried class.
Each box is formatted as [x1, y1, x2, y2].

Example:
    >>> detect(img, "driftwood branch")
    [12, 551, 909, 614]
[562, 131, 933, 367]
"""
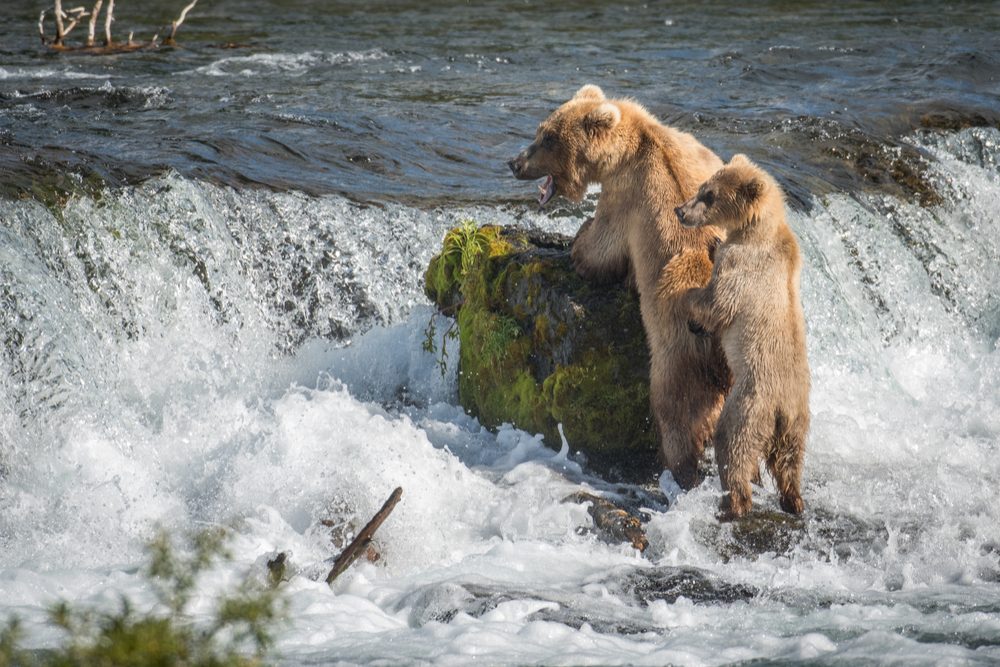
[53, 0, 65, 42]
[326, 487, 402, 585]
[165, 0, 197, 44]
[44, 1, 89, 46]
[565, 491, 649, 553]
[103, 0, 114, 45]
[61, 5, 89, 41]
[86, 0, 103, 46]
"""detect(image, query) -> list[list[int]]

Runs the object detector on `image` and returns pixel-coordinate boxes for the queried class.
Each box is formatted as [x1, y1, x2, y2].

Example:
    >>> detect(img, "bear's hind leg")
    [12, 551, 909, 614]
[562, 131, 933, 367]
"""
[767, 411, 808, 515]
[653, 380, 703, 490]
[655, 347, 729, 491]
[714, 403, 760, 519]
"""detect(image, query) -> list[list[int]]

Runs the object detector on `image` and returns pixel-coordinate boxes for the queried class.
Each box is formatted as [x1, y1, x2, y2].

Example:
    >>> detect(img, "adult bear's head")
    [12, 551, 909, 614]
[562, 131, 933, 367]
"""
[507, 84, 622, 208]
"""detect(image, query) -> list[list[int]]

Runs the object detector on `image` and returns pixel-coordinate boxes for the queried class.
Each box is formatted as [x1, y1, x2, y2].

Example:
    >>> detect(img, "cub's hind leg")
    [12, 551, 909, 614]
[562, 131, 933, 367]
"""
[766, 410, 808, 515]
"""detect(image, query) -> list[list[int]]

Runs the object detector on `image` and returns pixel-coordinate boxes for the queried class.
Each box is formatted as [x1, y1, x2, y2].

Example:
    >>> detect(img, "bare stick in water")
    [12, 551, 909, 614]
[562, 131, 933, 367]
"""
[39, 0, 198, 52]
[326, 487, 403, 585]
[86, 0, 103, 47]
[53, 0, 65, 44]
[103, 0, 114, 46]
[62, 6, 89, 42]
[165, 0, 198, 44]
[38, 9, 49, 43]
[46, 2, 89, 47]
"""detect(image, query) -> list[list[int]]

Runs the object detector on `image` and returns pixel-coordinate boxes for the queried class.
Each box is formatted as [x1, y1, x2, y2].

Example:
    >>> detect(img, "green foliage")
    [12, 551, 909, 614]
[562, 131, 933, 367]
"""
[423, 222, 513, 374]
[482, 314, 521, 368]
[0, 618, 26, 667]
[0, 528, 286, 667]
[423, 222, 512, 312]
[449, 219, 488, 279]
[422, 313, 459, 377]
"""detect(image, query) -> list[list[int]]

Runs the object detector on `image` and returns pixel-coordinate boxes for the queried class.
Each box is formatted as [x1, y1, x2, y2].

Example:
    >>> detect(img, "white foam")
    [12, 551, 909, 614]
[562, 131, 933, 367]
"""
[191, 49, 390, 77]
[0, 66, 111, 81]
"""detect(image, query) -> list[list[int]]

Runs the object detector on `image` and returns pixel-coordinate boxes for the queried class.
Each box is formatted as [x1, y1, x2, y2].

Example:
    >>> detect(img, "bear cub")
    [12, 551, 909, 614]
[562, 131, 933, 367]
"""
[674, 154, 810, 518]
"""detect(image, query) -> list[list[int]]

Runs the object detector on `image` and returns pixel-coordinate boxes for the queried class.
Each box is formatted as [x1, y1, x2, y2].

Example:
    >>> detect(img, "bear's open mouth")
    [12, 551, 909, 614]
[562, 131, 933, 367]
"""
[537, 175, 556, 208]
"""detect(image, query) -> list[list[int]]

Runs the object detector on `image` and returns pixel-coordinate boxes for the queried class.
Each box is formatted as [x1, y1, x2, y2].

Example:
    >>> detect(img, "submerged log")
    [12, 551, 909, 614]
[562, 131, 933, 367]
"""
[565, 491, 649, 552]
[424, 224, 657, 480]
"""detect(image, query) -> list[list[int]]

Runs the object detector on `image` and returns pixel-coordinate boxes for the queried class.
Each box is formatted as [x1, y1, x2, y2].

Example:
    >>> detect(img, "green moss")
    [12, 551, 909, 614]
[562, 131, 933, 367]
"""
[482, 314, 522, 368]
[532, 313, 551, 347]
[424, 225, 658, 478]
[544, 353, 653, 456]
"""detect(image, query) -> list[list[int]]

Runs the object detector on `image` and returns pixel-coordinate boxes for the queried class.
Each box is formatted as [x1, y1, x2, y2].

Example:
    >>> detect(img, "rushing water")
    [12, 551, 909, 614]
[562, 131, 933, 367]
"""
[2, 1, 1000, 664]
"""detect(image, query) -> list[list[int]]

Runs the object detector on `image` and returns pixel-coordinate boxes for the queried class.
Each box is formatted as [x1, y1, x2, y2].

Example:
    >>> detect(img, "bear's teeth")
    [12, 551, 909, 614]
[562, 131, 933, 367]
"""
[537, 175, 555, 208]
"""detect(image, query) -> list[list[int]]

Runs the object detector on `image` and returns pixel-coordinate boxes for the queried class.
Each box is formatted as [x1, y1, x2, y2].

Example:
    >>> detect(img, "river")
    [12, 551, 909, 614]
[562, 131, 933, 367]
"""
[1, 1, 999, 664]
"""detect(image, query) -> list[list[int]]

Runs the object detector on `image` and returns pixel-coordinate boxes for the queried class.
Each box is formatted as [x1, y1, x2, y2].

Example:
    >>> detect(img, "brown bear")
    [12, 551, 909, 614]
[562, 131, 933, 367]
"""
[673, 154, 810, 517]
[508, 84, 731, 489]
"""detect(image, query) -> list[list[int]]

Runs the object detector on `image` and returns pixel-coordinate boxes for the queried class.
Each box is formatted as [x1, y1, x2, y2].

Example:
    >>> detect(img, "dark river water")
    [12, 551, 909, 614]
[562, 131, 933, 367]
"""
[2, 0, 999, 205]
[2, 2, 1000, 664]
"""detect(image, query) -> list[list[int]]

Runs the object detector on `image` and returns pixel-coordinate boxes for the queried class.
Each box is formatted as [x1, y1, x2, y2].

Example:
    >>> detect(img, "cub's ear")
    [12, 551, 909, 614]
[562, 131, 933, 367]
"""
[738, 178, 763, 202]
[573, 84, 606, 102]
[583, 102, 621, 133]
[729, 153, 753, 167]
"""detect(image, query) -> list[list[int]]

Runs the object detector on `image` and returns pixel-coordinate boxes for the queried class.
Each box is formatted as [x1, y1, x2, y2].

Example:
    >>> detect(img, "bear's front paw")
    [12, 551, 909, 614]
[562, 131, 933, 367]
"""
[571, 240, 597, 281]
[572, 260, 600, 283]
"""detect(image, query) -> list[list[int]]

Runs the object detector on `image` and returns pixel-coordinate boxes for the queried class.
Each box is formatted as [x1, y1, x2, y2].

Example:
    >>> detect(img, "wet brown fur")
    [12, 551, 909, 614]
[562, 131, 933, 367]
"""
[509, 85, 732, 488]
[674, 154, 811, 517]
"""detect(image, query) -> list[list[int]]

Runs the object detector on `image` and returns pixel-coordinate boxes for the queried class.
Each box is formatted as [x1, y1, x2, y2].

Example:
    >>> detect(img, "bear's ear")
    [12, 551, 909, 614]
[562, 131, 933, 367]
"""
[573, 84, 606, 102]
[729, 153, 753, 167]
[738, 178, 763, 203]
[583, 102, 621, 133]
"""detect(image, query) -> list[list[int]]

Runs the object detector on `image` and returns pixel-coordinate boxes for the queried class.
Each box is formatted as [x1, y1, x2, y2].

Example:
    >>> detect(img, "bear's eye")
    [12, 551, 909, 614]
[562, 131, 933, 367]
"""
[540, 133, 558, 149]
[700, 190, 715, 207]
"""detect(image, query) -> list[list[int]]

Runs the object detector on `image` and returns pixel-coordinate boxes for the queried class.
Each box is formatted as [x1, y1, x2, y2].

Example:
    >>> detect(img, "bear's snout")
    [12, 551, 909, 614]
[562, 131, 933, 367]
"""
[674, 206, 686, 224]
[509, 149, 547, 180]
[508, 150, 536, 179]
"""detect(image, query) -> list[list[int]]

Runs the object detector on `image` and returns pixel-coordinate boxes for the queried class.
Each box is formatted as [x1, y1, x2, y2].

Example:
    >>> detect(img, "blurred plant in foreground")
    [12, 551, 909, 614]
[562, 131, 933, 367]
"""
[0, 527, 286, 667]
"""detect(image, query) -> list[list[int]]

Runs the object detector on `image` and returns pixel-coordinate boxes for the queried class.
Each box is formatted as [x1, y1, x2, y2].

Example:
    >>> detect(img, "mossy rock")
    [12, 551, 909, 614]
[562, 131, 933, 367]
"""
[424, 223, 657, 480]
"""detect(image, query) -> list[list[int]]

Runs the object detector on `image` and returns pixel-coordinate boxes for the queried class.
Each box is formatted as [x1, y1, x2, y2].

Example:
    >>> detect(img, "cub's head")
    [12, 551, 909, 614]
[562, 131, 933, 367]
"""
[674, 154, 780, 232]
[507, 84, 622, 208]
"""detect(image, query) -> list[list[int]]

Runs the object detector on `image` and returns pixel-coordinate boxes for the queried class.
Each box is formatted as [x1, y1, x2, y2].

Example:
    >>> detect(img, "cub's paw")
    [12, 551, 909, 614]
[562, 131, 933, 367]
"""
[687, 320, 711, 337]
[708, 235, 723, 263]
[719, 489, 753, 521]
[780, 492, 805, 515]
